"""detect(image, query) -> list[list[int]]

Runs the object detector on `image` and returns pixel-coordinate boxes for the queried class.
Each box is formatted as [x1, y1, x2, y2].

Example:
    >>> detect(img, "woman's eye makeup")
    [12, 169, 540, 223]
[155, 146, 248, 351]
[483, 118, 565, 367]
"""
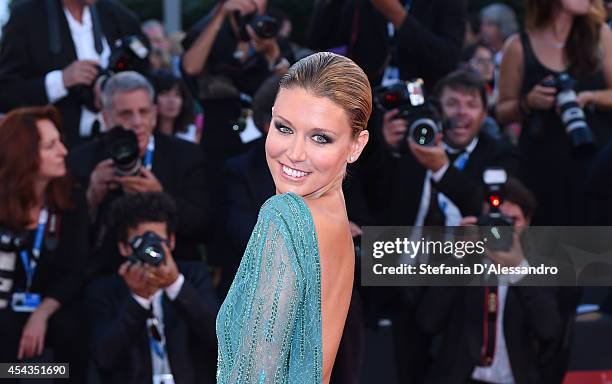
[274, 121, 332, 144]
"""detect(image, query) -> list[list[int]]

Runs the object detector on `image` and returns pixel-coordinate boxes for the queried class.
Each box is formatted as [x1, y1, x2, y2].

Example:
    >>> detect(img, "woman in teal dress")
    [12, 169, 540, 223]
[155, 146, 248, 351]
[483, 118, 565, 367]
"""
[216, 52, 372, 383]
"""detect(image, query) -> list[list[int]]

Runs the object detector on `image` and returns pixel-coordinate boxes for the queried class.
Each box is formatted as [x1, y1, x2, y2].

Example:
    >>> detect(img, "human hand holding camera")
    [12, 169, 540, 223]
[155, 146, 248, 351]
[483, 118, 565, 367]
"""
[382, 109, 408, 149]
[62, 60, 100, 88]
[145, 242, 180, 289]
[119, 167, 163, 194]
[119, 261, 158, 299]
[408, 134, 449, 172]
[525, 77, 557, 111]
[87, 159, 118, 211]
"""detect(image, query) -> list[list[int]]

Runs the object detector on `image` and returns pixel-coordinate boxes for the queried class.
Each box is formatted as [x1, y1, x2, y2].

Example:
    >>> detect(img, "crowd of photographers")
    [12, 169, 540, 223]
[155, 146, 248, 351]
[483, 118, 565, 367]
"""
[0, 0, 612, 383]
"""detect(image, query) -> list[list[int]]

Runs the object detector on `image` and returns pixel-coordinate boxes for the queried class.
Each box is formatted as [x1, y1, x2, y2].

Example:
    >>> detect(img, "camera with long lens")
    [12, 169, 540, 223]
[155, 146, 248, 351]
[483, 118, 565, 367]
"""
[72, 35, 150, 113]
[128, 231, 167, 266]
[374, 79, 442, 150]
[104, 126, 141, 177]
[0, 228, 28, 252]
[477, 168, 514, 252]
[541, 73, 597, 152]
[237, 12, 279, 41]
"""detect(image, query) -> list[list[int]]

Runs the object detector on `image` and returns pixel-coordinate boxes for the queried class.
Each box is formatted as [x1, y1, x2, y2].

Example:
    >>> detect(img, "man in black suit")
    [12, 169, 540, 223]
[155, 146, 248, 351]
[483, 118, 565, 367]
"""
[348, 69, 518, 228]
[0, 0, 141, 148]
[87, 192, 218, 384]
[417, 179, 573, 384]
[346, 69, 518, 383]
[68, 71, 211, 276]
[308, 0, 466, 86]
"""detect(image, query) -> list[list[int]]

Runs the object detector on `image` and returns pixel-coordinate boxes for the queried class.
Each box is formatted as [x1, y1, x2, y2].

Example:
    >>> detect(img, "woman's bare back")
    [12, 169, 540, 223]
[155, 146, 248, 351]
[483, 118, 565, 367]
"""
[305, 193, 355, 384]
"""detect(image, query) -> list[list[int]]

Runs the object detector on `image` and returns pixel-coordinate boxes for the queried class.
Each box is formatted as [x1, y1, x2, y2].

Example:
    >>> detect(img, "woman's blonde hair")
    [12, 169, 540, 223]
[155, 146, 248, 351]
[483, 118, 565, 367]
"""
[279, 52, 372, 137]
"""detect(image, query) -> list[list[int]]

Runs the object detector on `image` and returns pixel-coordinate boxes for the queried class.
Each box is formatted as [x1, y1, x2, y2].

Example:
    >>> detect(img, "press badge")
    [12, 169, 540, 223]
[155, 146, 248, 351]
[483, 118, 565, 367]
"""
[153, 373, 175, 384]
[11, 291, 41, 312]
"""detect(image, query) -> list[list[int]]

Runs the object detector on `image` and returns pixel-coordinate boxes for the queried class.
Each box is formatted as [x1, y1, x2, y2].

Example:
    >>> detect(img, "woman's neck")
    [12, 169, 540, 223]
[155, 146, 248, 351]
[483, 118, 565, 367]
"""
[159, 118, 174, 136]
[548, 9, 574, 43]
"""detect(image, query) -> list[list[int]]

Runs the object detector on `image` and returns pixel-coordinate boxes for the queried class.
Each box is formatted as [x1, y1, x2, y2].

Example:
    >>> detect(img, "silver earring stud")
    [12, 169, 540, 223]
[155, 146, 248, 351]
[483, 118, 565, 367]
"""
[350, 156, 354, 162]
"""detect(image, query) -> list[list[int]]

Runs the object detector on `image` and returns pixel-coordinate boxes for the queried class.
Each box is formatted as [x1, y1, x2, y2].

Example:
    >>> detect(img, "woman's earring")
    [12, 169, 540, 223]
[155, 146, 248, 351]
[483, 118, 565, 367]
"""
[349, 156, 354, 162]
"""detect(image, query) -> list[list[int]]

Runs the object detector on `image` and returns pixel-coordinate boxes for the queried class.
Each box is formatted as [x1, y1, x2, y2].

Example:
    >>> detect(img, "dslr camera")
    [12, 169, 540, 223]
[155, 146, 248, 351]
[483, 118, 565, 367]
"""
[128, 231, 168, 266]
[0, 228, 28, 253]
[73, 35, 150, 113]
[374, 79, 443, 150]
[237, 13, 279, 41]
[477, 168, 514, 252]
[104, 126, 141, 177]
[541, 73, 596, 152]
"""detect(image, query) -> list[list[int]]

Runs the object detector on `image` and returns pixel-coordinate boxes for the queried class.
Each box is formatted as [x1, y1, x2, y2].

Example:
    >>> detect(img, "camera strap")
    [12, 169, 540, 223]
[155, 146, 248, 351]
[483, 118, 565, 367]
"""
[19, 208, 49, 292]
[479, 286, 498, 366]
[143, 136, 155, 170]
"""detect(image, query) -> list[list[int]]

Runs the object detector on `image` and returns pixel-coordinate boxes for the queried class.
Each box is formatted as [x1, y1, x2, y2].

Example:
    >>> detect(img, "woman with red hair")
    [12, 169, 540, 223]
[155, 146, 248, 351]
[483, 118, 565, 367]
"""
[0, 106, 88, 382]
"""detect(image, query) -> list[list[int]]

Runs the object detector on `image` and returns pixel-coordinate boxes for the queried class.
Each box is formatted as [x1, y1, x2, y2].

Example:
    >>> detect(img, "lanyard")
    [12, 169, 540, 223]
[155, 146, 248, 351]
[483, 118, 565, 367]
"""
[19, 208, 49, 291]
[143, 136, 155, 170]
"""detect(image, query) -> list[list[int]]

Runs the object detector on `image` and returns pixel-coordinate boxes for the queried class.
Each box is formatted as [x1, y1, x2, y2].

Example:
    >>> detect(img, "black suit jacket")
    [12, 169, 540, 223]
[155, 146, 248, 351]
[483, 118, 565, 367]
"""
[87, 261, 218, 384]
[67, 134, 212, 276]
[0, 0, 140, 147]
[417, 285, 565, 384]
[347, 133, 519, 226]
[307, 0, 466, 86]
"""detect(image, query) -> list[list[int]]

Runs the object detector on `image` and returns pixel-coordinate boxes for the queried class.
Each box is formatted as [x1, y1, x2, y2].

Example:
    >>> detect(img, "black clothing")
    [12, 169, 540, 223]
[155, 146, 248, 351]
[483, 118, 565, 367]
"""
[518, 31, 612, 225]
[67, 134, 211, 276]
[0, 187, 89, 382]
[307, 0, 466, 87]
[0, 0, 141, 147]
[87, 261, 218, 384]
[347, 133, 519, 227]
[418, 286, 565, 384]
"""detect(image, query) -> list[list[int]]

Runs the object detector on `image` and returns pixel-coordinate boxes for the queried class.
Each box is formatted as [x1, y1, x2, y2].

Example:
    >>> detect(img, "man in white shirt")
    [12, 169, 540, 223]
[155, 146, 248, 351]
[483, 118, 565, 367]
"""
[0, 0, 141, 147]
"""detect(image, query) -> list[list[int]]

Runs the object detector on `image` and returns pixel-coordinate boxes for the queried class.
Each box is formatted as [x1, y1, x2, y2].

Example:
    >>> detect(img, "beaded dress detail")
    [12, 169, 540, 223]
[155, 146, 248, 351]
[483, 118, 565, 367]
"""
[216, 193, 322, 383]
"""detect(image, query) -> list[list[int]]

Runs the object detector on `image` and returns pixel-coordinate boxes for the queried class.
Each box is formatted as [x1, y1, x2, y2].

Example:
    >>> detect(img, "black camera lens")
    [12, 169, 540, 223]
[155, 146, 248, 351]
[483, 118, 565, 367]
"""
[105, 126, 141, 176]
[251, 15, 279, 39]
[129, 231, 166, 266]
[409, 118, 438, 146]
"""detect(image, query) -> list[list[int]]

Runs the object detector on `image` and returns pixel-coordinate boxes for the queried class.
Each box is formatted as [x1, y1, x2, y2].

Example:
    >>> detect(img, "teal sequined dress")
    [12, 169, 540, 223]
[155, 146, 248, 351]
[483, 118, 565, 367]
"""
[216, 193, 323, 383]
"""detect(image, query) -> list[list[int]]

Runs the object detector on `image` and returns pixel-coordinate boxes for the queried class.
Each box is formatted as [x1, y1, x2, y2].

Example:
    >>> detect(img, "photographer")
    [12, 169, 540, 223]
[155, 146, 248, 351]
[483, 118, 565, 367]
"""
[0, 106, 88, 382]
[181, 0, 294, 162]
[68, 71, 212, 276]
[497, 0, 612, 225]
[0, 0, 142, 148]
[87, 192, 218, 384]
[349, 70, 518, 228]
[418, 178, 575, 384]
[308, 0, 466, 86]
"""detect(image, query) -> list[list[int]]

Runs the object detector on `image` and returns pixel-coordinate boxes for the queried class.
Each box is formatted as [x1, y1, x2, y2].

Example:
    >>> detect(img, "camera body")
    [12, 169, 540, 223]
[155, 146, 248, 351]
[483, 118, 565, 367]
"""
[374, 79, 443, 149]
[237, 13, 279, 41]
[477, 168, 514, 252]
[0, 228, 28, 253]
[72, 35, 150, 113]
[128, 231, 167, 266]
[541, 73, 597, 152]
[104, 126, 141, 176]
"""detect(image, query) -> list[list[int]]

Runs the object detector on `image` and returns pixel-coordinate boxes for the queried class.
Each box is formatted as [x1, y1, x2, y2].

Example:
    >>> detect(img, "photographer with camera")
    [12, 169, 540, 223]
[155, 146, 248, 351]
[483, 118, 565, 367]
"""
[497, 0, 612, 225]
[181, 0, 294, 163]
[0, 0, 142, 148]
[87, 192, 218, 384]
[0, 106, 89, 382]
[350, 70, 518, 228]
[68, 71, 212, 277]
[417, 177, 577, 384]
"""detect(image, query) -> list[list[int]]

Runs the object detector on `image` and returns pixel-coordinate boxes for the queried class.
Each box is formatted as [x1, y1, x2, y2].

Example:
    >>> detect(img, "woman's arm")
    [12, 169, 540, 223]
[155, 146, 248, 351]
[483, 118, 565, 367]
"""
[496, 35, 527, 125]
[577, 24, 612, 110]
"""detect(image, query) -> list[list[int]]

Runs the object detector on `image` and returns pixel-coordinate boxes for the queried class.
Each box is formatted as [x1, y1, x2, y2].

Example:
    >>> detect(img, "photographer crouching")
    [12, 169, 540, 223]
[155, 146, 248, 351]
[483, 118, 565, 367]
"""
[68, 71, 212, 278]
[87, 192, 218, 384]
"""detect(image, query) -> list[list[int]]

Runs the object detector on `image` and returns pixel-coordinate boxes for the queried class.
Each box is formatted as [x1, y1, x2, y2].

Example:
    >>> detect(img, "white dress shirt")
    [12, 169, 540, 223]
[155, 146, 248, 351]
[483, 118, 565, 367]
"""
[44, 6, 110, 138]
